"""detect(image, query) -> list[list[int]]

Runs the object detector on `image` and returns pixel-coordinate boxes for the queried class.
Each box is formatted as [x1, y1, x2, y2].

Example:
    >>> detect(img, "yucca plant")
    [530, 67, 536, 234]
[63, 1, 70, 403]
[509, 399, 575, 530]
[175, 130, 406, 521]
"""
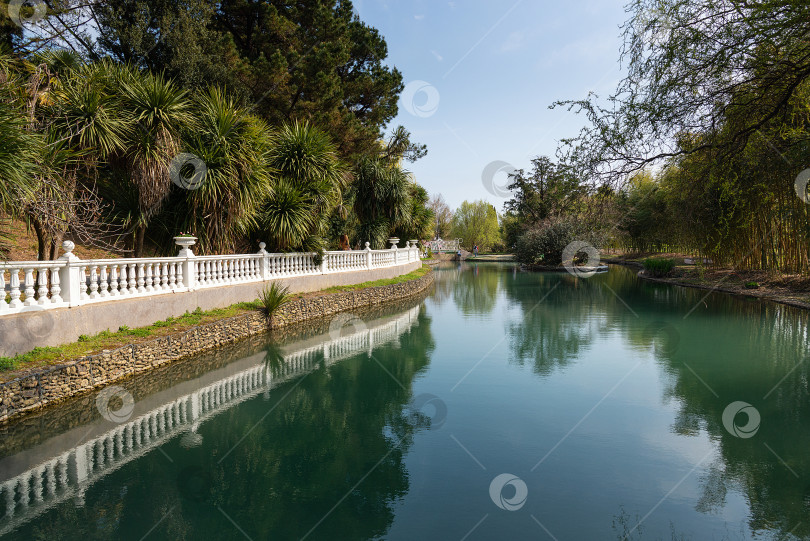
[0, 97, 38, 210]
[0, 96, 38, 259]
[261, 121, 346, 252]
[118, 67, 192, 256]
[351, 155, 412, 248]
[257, 282, 291, 327]
[177, 86, 273, 254]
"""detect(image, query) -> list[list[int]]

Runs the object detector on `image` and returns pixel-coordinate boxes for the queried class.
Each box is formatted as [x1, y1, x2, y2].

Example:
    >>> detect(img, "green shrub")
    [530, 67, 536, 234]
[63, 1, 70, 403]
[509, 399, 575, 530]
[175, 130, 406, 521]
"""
[118, 325, 130, 332]
[125, 328, 152, 337]
[514, 219, 604, 266]
[257, 282, 292, 325]
[78, 334, 89, 342]
[744, 281, 760, 289]
[643, 258, 675, 277]
[0, 357, 16, 371]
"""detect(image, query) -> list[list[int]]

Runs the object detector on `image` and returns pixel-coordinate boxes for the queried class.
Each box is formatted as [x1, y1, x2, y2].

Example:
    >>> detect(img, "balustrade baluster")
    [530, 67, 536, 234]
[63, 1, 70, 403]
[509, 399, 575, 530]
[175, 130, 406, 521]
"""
[23, 267, 36, 306]
[199, 261, 207, 286]
[0, 270, 8, 311]
[76, 266, 88, 300]
[127, 264, 137, 294]
[118, 264, 128, 296]
[36, 268, 49, 305]
[136, 264, 146, 293]
[145, 263, 154, 293]
[167, 263, 176, 289]
[161, 262, 169, 291]
[175, 262, 185, 289]
[99, 266, 109, 298]
[89, 266, 99, 299]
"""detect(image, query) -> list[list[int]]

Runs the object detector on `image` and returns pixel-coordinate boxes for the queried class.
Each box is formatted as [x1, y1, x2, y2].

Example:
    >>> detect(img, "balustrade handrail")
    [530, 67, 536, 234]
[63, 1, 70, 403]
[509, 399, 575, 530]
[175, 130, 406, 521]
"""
[0, 260, 67, 268]
[0, 238, 421, 316]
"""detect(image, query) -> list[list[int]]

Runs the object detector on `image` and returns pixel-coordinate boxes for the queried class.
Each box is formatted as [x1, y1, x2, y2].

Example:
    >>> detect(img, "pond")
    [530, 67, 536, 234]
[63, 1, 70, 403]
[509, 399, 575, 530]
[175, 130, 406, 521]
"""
[0, 263, 808, 540]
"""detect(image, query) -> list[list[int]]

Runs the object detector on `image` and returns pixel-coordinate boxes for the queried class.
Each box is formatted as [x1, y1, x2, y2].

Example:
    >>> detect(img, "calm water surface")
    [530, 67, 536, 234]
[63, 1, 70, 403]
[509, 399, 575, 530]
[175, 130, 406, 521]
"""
[1, 263, 809, 540]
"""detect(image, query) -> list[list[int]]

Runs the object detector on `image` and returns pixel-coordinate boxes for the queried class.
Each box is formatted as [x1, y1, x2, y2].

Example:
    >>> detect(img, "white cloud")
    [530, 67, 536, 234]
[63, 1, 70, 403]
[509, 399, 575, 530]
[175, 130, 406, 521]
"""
[414, 14, 425, 20]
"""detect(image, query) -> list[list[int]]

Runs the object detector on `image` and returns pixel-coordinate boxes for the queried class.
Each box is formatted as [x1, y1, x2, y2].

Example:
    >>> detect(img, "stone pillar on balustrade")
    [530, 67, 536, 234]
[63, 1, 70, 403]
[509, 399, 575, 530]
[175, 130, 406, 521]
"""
[365, 242, 372, 269]
[175, 236, 197, 290]
[258, 242, 270, 280]
[57, 241, 83, 307]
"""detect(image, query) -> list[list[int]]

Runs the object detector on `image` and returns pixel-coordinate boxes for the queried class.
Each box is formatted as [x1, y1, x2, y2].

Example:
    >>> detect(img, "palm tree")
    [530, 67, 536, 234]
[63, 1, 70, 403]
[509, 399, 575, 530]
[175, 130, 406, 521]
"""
[261, 121, 346, 252]
[0, 92, 38, 258]
[176, 86, 273, 253]
[0, 95, 37, 210]
[393, 182, 434, 243]
[118, 67, 192, 257]
[351, 155, 411, 248]
[31, 59, 128, 259]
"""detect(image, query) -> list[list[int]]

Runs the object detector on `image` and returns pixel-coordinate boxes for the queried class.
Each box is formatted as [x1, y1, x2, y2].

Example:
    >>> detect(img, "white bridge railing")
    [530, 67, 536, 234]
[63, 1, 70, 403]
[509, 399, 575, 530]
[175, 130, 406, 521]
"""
[0, 238, 420, 316]
[0, 305, 420, 534]
[426, 238, 462, 252]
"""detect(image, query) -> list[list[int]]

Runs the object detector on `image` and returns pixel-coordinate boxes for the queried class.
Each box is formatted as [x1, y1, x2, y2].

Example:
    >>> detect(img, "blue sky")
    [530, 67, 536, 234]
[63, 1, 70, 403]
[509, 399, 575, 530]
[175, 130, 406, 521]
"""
[355, 0, 629, 210]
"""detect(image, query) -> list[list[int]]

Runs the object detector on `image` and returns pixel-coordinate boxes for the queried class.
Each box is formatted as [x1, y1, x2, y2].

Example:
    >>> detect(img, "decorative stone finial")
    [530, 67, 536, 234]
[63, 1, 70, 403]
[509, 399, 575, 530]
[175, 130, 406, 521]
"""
[58, 240, 79, 261]
[258, 242, 268, 255]
[365, 241, 371, 250]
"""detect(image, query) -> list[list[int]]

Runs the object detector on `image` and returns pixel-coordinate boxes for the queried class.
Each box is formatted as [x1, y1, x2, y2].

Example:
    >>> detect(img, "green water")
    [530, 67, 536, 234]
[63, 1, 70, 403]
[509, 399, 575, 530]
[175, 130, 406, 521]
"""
[1, 263, 809, 540]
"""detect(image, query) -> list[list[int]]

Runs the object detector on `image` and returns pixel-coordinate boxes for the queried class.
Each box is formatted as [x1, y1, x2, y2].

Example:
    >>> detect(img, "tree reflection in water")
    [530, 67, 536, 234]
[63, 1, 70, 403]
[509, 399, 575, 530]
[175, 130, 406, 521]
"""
[12, 305, 436, 541]
[501, 264, 810, 539]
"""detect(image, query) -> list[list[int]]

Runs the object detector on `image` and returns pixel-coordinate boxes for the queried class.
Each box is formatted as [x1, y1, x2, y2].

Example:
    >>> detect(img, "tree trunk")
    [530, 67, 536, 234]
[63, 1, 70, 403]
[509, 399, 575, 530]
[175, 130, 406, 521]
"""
[133, 225, 146, 258]
[32, 219, 48, 261]
[49, 231, 64, 261]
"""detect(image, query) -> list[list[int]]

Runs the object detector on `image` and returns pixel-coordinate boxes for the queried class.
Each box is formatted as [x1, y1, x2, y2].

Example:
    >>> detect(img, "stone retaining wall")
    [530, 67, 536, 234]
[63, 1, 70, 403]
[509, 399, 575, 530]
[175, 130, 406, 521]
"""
[0, 269, 434, 423]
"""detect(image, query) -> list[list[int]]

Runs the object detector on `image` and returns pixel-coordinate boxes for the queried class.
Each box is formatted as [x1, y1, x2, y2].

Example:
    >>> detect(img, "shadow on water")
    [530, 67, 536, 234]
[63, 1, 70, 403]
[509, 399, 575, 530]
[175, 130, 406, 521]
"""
[0, 293, 436, 541]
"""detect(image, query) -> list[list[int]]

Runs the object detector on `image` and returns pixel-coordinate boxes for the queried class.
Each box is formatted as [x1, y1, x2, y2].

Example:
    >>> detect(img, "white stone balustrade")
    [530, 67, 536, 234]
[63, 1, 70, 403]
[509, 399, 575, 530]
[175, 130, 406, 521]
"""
[0, 239, 420, 316]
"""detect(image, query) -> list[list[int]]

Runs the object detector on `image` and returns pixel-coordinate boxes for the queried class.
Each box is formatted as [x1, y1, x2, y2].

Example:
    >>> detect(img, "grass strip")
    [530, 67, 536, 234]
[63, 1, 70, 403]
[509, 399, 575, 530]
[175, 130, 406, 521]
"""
[0, 265, 430, 377]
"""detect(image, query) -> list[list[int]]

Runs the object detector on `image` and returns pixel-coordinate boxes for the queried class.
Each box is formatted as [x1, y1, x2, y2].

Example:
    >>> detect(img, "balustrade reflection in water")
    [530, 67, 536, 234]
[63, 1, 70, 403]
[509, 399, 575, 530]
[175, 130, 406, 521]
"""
[1, 264, 809, 539]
